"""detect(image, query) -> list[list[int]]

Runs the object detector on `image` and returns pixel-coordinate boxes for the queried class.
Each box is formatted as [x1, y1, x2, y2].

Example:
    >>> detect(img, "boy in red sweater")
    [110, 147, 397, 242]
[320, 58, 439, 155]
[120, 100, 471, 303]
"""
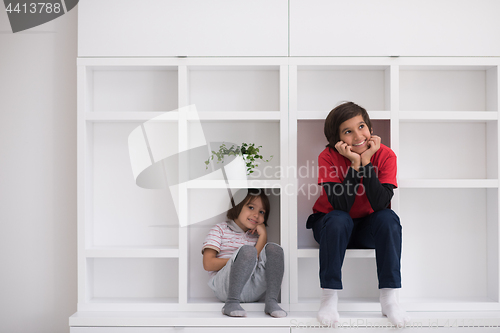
[307, 102, 409, 327]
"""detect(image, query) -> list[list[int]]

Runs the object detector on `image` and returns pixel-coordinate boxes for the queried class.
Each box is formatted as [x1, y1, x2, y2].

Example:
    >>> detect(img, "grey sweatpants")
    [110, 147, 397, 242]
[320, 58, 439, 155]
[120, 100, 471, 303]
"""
[208, 242, 279, 302]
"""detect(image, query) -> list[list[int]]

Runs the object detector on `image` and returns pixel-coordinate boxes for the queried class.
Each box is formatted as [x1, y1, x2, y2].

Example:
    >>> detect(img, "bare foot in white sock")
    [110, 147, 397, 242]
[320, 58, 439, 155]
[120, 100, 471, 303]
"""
[317, 289, 340, 326]
[380, 288, 410, 327]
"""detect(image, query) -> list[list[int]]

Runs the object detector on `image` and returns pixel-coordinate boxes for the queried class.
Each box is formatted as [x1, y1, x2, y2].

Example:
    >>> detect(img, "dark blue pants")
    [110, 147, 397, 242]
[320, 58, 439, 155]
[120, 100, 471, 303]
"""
[312, 209, 402, 290]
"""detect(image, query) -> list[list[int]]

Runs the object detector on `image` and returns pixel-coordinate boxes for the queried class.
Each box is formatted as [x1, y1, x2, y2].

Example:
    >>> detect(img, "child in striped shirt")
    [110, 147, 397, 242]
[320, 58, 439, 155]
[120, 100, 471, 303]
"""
[202, 189, 286, 318]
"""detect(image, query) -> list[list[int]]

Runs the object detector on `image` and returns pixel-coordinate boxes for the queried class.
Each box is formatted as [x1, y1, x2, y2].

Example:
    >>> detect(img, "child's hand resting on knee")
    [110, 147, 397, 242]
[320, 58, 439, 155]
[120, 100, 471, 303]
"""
[251, 223, 267, 257]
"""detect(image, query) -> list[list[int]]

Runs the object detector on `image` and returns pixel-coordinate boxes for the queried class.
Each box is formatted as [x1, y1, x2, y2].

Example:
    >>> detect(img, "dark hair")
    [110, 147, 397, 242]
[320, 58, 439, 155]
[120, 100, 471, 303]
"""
[324, 101, 373, 152]
[227, 189, 270, 226]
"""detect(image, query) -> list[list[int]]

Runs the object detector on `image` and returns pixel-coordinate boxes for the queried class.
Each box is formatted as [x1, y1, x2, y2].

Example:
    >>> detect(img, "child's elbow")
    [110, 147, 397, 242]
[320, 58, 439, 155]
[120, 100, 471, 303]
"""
[202, 257, 213, 271]
[202, 261, 210, 271]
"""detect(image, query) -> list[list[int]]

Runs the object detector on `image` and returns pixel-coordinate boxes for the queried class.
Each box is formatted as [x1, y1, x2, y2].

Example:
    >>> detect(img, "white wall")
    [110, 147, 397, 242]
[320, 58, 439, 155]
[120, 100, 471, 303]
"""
[0, 7, 77, 333]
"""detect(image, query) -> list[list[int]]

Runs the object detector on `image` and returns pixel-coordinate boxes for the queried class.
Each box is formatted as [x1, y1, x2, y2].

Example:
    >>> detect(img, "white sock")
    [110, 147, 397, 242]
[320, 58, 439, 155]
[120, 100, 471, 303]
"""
[379, 288, 410, 327]
[317, 289, 340, 326]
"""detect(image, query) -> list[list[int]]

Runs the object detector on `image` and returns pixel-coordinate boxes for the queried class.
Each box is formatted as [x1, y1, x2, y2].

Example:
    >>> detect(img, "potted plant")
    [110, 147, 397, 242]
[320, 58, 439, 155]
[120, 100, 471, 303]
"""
[205, 142, 273, 175]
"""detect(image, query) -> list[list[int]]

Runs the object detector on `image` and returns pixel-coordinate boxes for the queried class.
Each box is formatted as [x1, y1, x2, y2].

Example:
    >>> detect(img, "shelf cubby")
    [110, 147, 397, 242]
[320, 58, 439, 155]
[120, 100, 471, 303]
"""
[399, 66, 498, 112]
[89, 122, 179, 248]
[297, 258, 379, 310]
[86, 258, 179, 304]
[399, 188, 496, 306]
[297, 65, 390, 113]
[296, 119, 391, 250]
[188, 66, 281, 112]
[89, 66, 178, 112]
[190, 121, 281, 181]
[398, 121, 497, 180]
[186, 188, 282, 306]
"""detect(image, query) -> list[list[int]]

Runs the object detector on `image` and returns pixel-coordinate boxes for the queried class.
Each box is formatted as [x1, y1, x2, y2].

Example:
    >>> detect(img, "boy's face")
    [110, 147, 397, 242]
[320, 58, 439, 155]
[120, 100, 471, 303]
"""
[338, 115, 372, 155]
[234, 196, 266, 232]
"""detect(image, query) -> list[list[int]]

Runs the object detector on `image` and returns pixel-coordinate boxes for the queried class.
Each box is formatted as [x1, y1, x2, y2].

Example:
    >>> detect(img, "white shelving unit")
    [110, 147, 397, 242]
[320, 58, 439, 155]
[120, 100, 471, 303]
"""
[289, 57, 500, 313]
[77, 58, 289, 312]
[74, 56, 500, 329]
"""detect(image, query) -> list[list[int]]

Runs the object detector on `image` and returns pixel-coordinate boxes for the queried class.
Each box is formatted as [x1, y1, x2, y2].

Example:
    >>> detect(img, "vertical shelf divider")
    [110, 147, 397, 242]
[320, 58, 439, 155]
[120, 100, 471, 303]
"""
[84, 64, 95, 264]
[178, 65, 189, 305]
[490, 64, 500, 302]
[279, 64, 290, 308]
[388, 63, 402, 303]
[496, 64, 500, 303]
[388, 64, 400, 215]
[288, 64, 299, 306]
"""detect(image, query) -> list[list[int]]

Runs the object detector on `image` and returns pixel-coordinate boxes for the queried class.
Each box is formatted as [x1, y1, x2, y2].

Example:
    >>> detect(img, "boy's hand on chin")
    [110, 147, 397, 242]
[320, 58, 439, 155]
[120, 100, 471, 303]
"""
[335, 140, 361, 170]
[361, 135, 381, 165]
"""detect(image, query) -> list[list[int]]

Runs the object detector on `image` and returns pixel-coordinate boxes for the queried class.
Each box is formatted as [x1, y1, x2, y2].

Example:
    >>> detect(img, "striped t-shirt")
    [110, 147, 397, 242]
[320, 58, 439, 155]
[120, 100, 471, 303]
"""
[202, 220, 259, 275]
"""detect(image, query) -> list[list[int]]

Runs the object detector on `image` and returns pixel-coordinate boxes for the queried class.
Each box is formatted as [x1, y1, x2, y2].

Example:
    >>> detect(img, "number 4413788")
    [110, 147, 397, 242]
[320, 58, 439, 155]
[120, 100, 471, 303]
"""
[5, 2, 62, 14]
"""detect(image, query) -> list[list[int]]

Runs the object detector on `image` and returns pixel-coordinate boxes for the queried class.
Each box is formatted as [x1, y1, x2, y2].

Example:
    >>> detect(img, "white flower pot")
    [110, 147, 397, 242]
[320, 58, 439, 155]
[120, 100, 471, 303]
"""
[223, 155, 248, 180]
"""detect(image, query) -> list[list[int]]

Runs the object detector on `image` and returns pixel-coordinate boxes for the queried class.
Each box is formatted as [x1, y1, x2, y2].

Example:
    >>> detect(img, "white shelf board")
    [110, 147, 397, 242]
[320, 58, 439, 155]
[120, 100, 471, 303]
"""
[89, 297, 178, 304]
[297, 248, 375, 259]
[78, 57, 499, 71]
[85, 111, 283, 122]
[297, 111, 390, 120]
[295, 297, 378, 312]
[289, 57, 397, 67]
[66, 311, 319, 327]
[86, 112, 178, 122]
[69, 310, 500, 327]
[397, 57, 500, 67]
[187, 111, 281, 121]
[78, 301, 279, 313]
[398, 63, 499, 70]
[187, 179, 281, 189]
[78, 57, 290, 67]
[399, 179, 499, 188]
[399, 111, 498, 122]
[185, 298, 278, 312]
[85, 247, 179, 258]
[77, 301, 278, 313]
[78, 58, 183, 66]
[293, 297, 500, 312]
[288, 56, 500, 68]
[79, 298, 181, 312]
[399, 297, 500, 311]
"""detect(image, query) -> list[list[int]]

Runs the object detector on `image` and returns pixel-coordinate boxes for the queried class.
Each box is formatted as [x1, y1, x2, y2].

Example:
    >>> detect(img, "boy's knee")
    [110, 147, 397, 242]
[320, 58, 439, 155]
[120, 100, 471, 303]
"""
[323, 210, 353, 233]
[372, 209, 401, 232]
